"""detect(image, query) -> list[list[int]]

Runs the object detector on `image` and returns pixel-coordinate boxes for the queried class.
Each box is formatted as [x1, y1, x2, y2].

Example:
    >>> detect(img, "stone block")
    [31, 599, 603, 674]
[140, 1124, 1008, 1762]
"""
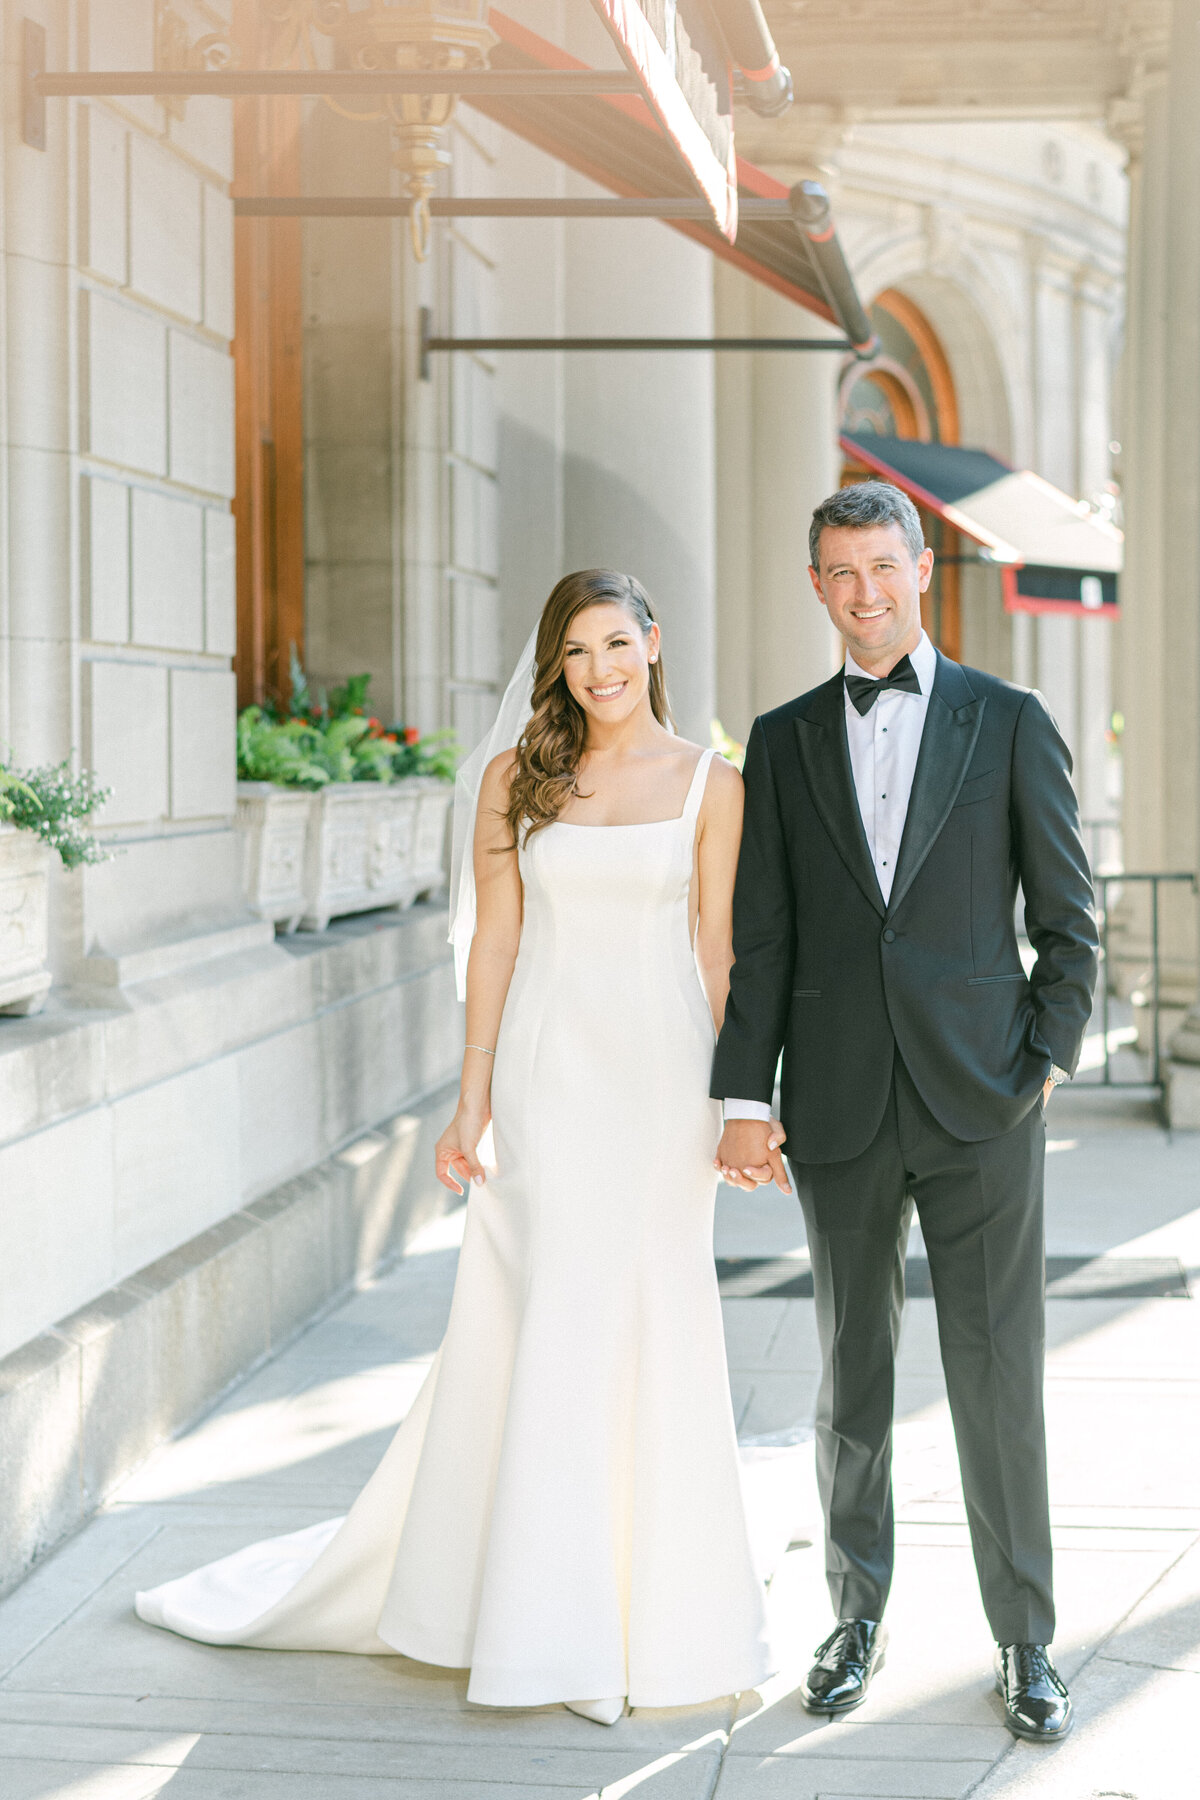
[54, 1285, 163, 1509]
[84, 660, 168, 827]
[131, 487, 204, 651]
[79, 827, 247, 962]
[304, 443, 393, 562]
[339, 1104, 450, 1280]
[450, 353, 498, 471]
[245, 1171, 339, 1348]
[84, 291, 167, 476]
[0, 1108, 116, 1362]
[449, 458, 499, 578]
[0, 1012, 107, 1153]
[449, 232, 498, 337]
[79, 105, 127, 283]
[1165, 1057, 1200, 1129]
[86, 1, 156, 106]
[8, 639, 73, 768]
[111, 1055, 241, 1280]
[168, 98, 234, 184]
[305, 323, 392, 448]
[7, 253, 70, 455]
[122, 1211, 272, 1427]
[83, 475, 130, 643]
[450, 574, 501, 684]
[0, 1331, 83, 1591]
[168, 332, 235, 497]
[85, 919, 274, 988]
[235, 1020, 325, 1200]
[128, 133, 202, 321]
[169, 669, 237, 819]
[204, 509, 237, 655]
[96, 936, 304, 1098]
[7, 448, 72, 641]
[202, 185, 235, 339]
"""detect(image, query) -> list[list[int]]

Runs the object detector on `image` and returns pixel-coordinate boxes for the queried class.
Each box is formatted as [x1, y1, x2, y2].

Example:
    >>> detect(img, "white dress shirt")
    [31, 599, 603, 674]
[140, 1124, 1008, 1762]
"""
[724, 632, 937, 1124]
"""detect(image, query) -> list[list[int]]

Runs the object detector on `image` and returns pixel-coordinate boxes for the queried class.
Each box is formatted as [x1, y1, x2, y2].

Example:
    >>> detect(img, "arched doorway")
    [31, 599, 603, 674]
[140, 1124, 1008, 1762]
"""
[838, 289, 962, 660]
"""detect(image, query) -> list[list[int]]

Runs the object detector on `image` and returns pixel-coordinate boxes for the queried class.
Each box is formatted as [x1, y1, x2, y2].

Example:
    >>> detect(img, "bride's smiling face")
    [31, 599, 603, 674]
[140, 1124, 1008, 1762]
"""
[561, 601, 660, 726]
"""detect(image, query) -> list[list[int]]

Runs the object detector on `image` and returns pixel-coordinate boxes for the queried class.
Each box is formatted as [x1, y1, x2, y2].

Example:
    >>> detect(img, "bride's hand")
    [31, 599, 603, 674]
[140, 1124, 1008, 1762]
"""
[435, 1105, 490, 1194]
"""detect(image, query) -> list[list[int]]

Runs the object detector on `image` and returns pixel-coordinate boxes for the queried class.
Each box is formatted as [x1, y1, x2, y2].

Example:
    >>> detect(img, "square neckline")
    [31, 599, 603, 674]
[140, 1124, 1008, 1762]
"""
[549, 748, 715, 830]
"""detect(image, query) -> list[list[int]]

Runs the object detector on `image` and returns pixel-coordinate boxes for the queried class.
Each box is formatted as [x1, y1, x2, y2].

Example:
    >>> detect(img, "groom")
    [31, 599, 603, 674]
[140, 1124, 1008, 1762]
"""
[712, 481, 1097, 1740]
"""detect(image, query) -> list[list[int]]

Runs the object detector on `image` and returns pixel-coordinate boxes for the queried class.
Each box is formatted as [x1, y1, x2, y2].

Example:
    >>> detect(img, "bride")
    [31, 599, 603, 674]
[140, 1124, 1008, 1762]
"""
[136, 568, 778, 1725]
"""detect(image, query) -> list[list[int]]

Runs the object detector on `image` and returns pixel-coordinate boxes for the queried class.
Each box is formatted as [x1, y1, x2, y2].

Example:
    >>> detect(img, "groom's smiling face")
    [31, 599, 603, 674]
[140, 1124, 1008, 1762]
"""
[809, 522, 934, 674]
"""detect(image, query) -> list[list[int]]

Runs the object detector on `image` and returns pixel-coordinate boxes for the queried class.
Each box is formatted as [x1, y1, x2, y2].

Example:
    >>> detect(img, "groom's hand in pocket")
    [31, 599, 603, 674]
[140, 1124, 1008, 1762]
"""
[715, 1120, 791, 1194]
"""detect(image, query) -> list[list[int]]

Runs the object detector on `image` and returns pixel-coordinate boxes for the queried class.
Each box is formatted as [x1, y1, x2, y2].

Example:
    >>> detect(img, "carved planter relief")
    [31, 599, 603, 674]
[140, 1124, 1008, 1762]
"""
[0, 826, 53, 1016]
[298, 779, 451, 933]
[236, 783, 314, 934]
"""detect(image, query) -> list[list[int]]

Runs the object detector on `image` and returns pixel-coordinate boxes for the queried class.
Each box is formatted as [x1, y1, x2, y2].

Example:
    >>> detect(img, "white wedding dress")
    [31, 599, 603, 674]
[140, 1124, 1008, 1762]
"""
[136, 748, 776, 1709]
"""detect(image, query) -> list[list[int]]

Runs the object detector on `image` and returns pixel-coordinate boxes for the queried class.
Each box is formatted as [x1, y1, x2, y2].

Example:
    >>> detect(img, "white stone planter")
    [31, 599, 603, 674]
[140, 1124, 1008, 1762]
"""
[0, 826, 53, 1016]
[409, 776, 453, 904]
[236, 783, 314, 934]
[298, 778, 450, 933]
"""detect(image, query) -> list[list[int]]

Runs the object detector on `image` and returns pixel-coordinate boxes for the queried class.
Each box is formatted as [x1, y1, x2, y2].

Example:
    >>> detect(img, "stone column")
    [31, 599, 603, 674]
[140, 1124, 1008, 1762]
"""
[713, 263, 843, 743]
[1115, 1, 1200, 1120]
[559, 196, 718, 743]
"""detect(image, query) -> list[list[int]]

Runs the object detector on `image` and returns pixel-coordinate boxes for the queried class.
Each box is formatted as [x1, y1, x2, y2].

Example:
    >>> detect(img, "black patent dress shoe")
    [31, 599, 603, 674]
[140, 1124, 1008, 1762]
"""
[995, 1643, 1073, 1740]
[801, 1619, 887, 1714]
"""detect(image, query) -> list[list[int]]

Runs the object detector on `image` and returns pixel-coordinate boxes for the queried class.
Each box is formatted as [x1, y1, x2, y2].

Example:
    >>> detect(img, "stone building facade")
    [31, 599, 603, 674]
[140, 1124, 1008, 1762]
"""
[0, 0, 1152, 1596]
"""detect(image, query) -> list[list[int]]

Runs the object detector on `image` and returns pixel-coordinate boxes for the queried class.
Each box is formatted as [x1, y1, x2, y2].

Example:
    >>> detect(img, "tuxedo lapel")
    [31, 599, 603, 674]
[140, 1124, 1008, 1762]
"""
[794, 675, 886, 918]
[887, 653, 985, 918]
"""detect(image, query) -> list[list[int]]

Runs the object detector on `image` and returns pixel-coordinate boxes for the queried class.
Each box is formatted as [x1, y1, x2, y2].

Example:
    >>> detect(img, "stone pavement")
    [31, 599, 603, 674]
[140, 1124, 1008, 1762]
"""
[0, 1085, 1197, 1799]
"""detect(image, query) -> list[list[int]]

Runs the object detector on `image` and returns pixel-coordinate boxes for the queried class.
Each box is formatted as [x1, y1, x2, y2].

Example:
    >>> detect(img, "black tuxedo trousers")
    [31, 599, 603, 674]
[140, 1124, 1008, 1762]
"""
[713, 654, 1098, 1642]
[791, 1056, 1051, 1642]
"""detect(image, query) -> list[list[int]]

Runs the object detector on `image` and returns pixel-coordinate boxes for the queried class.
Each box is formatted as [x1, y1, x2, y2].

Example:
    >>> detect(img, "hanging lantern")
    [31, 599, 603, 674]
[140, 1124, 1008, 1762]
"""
[311, 0, 496, 259]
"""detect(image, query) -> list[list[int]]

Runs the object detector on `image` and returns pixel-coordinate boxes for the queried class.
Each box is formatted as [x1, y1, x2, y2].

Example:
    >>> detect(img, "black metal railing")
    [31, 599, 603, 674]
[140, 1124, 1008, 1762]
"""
[1089, 871, 1198, 1099]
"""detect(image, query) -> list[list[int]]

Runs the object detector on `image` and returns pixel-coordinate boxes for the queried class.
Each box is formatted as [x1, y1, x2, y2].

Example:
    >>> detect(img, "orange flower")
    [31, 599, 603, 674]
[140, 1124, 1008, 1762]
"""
[404, 725, 421, 745]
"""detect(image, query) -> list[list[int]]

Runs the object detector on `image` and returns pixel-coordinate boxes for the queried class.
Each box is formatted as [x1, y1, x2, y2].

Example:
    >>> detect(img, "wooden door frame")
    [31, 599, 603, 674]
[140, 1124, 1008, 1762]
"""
[232, 1, 305, 711]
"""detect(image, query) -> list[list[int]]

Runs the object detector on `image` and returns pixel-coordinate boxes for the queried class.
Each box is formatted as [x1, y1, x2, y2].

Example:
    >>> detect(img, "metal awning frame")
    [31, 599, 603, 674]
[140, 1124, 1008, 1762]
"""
[22, 15, 875, 355]
[417, 307, 850, 379]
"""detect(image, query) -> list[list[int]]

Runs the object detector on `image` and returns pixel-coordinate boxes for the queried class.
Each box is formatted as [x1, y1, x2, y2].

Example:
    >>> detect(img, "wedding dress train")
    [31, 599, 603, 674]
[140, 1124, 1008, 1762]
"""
[137, 749, 775, 1708]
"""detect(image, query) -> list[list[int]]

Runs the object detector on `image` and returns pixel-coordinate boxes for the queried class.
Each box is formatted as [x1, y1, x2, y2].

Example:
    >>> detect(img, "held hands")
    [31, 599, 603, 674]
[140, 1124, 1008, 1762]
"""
[435, 1104, 490, 1194]
[715, 1119, 791, 1193]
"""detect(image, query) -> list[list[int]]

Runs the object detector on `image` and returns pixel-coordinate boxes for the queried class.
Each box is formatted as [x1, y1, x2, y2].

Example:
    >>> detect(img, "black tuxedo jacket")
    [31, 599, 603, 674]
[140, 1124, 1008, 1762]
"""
[711, 653, 1099, 1162]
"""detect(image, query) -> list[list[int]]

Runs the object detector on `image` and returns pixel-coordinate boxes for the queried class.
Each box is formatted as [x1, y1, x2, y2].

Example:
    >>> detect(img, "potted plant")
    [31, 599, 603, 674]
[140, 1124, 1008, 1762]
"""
[389, 724, 457, 907]
[235, 711, 328, 933]
[235, 659, 459, 934]
[0, 760, 111, 1015]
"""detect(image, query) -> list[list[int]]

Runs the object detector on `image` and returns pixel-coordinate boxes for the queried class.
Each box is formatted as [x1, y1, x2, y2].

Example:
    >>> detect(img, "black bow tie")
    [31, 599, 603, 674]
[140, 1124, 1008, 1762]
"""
[845, 654, 922, 715]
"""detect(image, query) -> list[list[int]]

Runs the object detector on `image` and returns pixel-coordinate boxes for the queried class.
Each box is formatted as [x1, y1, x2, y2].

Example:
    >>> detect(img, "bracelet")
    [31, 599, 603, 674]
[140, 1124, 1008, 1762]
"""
[465, 1043, 495, 1056]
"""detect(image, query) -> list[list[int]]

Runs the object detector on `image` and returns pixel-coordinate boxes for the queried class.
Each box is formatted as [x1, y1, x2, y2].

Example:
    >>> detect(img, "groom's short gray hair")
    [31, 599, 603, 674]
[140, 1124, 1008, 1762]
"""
[809, 480, 926, 571]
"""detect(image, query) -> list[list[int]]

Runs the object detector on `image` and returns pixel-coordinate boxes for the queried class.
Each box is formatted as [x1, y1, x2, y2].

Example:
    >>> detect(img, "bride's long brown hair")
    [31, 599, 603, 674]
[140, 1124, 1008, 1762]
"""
[503, 569, 672, 847]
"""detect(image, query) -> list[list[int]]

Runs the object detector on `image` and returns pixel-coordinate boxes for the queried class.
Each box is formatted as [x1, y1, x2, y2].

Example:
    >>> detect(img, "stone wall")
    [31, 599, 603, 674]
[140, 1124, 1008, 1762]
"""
[1, 1, 246, 976]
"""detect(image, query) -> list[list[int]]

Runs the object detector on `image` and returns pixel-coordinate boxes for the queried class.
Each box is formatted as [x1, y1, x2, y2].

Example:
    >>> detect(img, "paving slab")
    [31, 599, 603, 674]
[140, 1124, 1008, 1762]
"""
[963, 1653, 1200, 1800]
[0, 1110, 1196, 1800]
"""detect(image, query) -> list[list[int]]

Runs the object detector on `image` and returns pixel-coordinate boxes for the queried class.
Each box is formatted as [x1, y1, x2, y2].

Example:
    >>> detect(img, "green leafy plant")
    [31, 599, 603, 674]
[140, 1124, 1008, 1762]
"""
[390, 726, 460, 783]
[0, 760, 113, 869]
[247, 652, 460, 787]
[237, 709, 331, 789]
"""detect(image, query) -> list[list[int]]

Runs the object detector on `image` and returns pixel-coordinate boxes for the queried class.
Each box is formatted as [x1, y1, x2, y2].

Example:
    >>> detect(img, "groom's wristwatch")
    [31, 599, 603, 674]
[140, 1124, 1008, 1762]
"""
[1048, 1064, 1069, 1088]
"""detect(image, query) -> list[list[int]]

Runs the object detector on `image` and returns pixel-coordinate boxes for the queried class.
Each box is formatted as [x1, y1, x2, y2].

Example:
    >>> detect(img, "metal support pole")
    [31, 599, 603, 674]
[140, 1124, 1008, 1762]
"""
[417, 306, 850, 377]
[789, 180, 877, 357]
[1100, 874, 1112, 1087]
[235, 195, 795, 221]
[32, 68, 643, 98]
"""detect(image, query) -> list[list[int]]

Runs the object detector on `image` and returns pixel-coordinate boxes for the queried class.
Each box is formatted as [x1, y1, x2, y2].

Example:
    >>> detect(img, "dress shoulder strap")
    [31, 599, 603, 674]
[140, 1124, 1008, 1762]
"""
[681, 747, 717, 828]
